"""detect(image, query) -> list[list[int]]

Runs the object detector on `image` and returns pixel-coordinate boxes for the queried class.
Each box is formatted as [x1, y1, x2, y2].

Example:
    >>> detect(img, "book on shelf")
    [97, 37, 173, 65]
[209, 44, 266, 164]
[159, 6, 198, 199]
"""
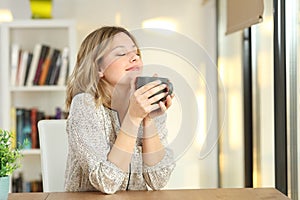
[23, 109, 32, 149]
[16, 108, 25, 149]
[33, 44, 50, 85]
[10, 107, 17, 149]
[26, 44, 42, 86]
[11, 171, 23, 193]
[49, 54, 62, 85]
[32, 108, 46, 149]
[12, 106, 67, 150]
[45, 48, 61, 85]
[10, 44, 21, 86]
[16, 108, 32, 149]
[30, 108, 38, 149]
[57, 47, 69, 86]
[16, 51, 29, 87]
[38, 48, 54, 85]
[12, 171, 43, 193]
[23, 52, 33, 86]
[10, 43, 69, 87]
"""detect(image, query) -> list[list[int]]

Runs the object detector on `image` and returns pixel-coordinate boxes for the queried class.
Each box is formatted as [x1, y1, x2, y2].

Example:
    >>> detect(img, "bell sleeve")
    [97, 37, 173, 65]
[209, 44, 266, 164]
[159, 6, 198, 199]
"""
[142, 114, 176, 190]
[66, 93, 128, 194]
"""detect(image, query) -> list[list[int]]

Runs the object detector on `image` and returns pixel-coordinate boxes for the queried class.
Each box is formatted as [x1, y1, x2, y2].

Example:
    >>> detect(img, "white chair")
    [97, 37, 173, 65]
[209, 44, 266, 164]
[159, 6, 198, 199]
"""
[38, 119, 68, 192]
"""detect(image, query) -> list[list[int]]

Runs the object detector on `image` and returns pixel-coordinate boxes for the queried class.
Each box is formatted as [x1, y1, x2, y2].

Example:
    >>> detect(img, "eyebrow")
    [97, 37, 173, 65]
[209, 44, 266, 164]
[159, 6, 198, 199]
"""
[111, 44, 137, 51]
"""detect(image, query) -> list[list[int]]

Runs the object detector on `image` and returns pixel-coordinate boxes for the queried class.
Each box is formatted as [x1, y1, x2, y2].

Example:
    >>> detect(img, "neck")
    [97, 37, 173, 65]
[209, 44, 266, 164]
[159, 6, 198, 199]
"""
[109, 83, 131, 122]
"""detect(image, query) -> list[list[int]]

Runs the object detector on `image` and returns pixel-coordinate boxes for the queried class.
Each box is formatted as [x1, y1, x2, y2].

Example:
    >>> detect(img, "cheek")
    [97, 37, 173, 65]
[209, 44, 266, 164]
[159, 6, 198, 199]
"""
[139, 60, 144, 69]
[104, 60, 125, 75]
[100, 55, 119, 71]
[103, 65, 125, 84]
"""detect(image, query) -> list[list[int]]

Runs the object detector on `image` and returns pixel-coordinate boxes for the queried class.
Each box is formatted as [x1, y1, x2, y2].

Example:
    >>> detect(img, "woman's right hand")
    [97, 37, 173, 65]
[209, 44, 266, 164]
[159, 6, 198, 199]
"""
[127, 80, 168, 124]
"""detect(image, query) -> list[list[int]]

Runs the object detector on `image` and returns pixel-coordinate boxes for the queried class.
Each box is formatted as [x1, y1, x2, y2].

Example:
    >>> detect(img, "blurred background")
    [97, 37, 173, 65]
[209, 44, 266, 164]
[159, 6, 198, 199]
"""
[0, 0, 299, 200]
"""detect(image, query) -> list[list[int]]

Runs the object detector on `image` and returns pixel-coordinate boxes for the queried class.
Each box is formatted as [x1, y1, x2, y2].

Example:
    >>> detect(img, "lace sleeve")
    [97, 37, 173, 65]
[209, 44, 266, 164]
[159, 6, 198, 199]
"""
[65, 93, 128, 194]
[142, 114, 176, 190]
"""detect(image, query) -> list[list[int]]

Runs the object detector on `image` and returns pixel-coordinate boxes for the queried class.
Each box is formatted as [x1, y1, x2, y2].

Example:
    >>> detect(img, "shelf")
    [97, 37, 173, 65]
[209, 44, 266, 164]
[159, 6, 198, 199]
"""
[10, 86, 66, 92]
[0, 19, 76, 193]
[1, 19, 76, 29]
[21, 149, 41, 155]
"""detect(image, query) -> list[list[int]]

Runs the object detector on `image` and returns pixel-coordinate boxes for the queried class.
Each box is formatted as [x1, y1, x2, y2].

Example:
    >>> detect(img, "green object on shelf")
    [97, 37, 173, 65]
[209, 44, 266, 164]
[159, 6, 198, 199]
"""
[29, 0, 52, 19]
[0, 129, 27, 177]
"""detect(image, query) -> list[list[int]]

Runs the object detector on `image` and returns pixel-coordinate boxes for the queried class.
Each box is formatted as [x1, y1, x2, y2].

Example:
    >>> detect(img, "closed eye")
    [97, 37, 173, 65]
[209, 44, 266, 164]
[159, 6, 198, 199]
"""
[117, 53, 126, 56]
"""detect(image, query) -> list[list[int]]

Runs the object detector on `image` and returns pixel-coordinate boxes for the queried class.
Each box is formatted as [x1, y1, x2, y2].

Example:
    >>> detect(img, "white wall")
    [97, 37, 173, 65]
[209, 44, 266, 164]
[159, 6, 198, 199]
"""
[217, 0, 244, 187]
[1, 0, 218, 189]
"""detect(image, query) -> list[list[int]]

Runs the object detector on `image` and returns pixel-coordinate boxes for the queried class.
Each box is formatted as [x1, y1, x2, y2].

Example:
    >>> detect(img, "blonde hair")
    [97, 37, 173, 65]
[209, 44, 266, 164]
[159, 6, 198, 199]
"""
[65, 26, 141, 111]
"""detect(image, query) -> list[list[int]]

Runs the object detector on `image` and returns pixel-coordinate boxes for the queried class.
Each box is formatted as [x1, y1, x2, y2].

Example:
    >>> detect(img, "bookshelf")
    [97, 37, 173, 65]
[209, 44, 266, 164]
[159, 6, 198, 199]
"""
[0, 19, 76, 192]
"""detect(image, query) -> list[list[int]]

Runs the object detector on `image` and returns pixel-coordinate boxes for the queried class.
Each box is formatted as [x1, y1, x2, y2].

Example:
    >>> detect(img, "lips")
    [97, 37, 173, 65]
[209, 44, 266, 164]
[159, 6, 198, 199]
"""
[125, 66, 141, 71]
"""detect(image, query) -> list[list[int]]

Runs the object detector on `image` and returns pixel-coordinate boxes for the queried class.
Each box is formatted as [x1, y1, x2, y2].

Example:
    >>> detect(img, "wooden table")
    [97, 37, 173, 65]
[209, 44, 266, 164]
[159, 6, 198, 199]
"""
[8, 188, 291, 200]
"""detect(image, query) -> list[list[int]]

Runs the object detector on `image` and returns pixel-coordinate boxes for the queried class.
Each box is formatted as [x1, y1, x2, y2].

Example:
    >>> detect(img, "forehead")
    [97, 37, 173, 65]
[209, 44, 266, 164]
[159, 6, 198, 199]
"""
[110, 32, 136, 49]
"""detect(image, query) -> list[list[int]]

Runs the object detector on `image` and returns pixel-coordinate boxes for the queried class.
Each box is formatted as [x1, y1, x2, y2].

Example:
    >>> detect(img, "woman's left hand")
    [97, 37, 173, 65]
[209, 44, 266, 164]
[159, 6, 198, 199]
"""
[146, 93, 174, 120]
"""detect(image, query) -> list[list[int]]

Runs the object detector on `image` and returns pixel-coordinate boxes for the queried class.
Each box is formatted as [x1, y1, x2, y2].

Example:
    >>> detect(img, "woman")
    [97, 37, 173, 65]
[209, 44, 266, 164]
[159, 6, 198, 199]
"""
[64, 26, 175, 194]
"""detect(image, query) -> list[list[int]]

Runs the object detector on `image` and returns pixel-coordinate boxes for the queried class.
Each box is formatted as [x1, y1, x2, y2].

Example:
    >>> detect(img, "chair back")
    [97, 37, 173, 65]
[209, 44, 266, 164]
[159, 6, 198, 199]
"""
[38, 119, 67, 192]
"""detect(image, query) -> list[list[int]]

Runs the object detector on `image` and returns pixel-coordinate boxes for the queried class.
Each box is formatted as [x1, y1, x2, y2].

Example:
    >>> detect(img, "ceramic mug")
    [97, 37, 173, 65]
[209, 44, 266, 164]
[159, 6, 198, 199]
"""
[135, 76, 173, 104]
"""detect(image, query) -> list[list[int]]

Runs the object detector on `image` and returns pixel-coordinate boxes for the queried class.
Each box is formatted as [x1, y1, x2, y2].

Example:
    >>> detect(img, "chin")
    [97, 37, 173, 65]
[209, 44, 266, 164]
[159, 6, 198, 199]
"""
[128, 71, 142, 79]
[115, 73, 139, 86]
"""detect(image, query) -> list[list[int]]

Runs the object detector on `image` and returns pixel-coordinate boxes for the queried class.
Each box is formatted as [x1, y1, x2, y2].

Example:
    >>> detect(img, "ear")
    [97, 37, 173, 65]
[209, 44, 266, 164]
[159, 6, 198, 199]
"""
[98, 71, 104, 78]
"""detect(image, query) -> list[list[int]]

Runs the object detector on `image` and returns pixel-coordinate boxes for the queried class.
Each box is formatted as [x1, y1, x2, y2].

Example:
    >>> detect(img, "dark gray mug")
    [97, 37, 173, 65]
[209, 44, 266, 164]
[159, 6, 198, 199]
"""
[135, 76, 173, 104]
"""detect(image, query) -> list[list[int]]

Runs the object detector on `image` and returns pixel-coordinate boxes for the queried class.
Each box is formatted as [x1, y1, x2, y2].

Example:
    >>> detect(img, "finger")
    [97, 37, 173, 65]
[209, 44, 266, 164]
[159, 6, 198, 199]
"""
[158, 101, 167, 112]
[136, 80, 162, 95]
[165, 95, 173, 109]
[143, 84, 167, 99]
[148, 91, 168, 105]
[149, 103, 160, 112]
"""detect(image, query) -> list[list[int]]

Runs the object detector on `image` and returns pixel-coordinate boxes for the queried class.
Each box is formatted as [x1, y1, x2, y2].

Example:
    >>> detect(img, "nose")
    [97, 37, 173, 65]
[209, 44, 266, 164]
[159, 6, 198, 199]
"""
[129, 52, 140, 63]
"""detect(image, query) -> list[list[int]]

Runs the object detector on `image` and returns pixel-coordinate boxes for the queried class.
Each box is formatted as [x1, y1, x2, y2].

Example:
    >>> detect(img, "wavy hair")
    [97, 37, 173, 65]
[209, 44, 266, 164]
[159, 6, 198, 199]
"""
[65, 26, 141, 110]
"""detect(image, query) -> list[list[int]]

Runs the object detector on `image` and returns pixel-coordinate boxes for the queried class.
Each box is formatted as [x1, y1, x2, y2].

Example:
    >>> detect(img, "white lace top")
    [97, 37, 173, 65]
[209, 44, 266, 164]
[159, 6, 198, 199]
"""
[64, 93, 175, 194]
